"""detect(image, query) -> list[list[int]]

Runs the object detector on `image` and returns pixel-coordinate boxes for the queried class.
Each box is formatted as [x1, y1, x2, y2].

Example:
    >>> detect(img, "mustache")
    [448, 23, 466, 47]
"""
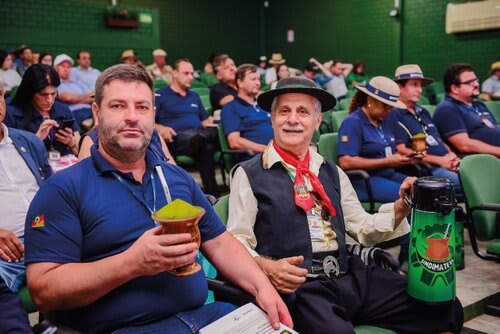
[282, 124, 305, 132]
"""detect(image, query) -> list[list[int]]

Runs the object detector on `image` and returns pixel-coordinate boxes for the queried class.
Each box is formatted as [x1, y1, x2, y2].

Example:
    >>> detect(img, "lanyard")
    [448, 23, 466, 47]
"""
[112, 172, 157, 215]
[411, 107, 428, 134]
[375, 125, 387, 144]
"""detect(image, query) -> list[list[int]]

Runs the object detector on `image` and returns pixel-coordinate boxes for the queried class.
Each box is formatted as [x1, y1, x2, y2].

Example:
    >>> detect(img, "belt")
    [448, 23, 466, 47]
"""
[309, 251, 344, 278]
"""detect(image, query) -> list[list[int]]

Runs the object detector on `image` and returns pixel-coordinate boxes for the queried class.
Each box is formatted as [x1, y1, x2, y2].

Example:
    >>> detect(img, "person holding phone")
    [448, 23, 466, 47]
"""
[5, 64, 80, 156]
[338, 76, 420, 203]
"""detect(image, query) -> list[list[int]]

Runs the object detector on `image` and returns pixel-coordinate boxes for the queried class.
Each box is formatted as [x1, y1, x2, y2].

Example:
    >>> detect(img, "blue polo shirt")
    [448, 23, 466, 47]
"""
[24, 146, 225, 333]
[387, 105, 449, 156]
[338, 107, 397, 178]
[5, 102, 80, 156]
[433, 96, 500, 146]
[155, 87, 207, 132]
[221, 96, 274, 145]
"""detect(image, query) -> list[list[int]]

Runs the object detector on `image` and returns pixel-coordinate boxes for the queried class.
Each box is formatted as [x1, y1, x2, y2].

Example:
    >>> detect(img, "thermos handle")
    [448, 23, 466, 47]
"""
[404, 190, 413, 208]
[434, 196, 455, 215]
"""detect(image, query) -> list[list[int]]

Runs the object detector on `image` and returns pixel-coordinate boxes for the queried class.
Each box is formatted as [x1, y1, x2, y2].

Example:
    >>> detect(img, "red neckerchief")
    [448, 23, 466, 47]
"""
[272, 141, 336, 218]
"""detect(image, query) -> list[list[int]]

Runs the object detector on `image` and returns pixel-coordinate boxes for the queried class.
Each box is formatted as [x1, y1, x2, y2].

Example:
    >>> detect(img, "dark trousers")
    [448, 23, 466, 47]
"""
[294, 256, 463, 334]
[172, 127, 220, 196]
[0, 280, 32, 333]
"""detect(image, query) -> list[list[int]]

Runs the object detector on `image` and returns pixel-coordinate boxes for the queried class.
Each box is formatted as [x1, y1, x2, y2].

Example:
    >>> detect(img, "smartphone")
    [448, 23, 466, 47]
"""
[59, 119, 75, 130]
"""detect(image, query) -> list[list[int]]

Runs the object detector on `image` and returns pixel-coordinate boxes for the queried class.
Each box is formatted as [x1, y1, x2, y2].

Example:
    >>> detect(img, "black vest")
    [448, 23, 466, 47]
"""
[239, 154, 348, 273]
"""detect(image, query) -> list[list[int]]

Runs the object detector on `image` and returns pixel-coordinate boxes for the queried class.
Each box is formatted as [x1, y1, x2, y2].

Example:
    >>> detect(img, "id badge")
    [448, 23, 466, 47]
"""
[48, 150, 61, 161]
[426, 135, 439, 146]
[384, 146, 392, 157]
[307, 214, 325, 241]
[481, 116, 495, 128]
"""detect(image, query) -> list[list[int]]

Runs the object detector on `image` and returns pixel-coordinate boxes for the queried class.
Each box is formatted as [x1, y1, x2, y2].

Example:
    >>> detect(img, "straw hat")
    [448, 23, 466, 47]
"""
[121, 49, 136, 59]
[268, 53, 286, 65]
[257, 76, 336, 112]
[355, 76, 406, 109]
[394, 64, 433, 86]
[152, 49, 167, 57]
[490, 61, 500, 74]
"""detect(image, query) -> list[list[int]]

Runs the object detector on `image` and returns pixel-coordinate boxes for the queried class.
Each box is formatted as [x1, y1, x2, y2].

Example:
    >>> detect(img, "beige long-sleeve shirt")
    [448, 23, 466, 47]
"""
[227, 143, 410, 257]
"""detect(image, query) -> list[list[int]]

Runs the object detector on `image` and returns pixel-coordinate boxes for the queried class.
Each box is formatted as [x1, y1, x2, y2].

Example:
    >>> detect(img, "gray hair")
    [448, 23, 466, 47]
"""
[270, 95, 322, 115]
[94, 64, 154, 107]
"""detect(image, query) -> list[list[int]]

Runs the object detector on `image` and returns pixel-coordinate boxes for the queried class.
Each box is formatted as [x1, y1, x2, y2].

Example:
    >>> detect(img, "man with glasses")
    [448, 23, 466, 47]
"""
[209, 54, 238, 110]
[434, 63, 500, 157]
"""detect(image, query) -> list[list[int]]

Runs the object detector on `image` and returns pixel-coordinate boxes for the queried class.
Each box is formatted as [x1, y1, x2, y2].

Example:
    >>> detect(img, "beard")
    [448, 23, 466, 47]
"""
[98, 117, 153, 163]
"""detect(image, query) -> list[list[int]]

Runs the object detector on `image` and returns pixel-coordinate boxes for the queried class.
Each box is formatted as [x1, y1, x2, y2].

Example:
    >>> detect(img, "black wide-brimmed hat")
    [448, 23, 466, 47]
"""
[257, 76, 336, 112]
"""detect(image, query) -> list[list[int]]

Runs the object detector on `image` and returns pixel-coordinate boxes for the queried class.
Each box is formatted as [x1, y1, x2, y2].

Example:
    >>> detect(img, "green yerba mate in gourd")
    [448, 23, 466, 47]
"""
[405, 177, 457, 303]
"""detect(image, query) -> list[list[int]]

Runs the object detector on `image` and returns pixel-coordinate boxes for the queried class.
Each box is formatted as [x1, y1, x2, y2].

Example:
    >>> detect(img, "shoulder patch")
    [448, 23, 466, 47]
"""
[341, 135, 349, 142]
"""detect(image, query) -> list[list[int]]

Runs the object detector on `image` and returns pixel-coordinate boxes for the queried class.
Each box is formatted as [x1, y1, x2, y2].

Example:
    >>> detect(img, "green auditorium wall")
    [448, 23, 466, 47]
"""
[0, 0, 160, 71]
[1, 0, 497, 78]
[262, 0, 500, 81]
[0, 0, 261, 72]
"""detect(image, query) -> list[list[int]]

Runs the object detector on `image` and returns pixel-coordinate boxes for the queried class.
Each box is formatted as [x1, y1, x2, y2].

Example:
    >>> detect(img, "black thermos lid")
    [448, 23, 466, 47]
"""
[412, 176, 456, 214]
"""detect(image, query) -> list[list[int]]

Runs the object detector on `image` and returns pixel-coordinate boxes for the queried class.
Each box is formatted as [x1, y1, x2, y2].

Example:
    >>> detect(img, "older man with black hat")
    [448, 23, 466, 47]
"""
[226, 76, 463, 334]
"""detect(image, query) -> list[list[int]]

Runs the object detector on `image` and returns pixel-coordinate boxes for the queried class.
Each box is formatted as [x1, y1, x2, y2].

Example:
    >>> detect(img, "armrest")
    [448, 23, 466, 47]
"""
[221, 148, 254, 155]
[345, 169, 370, 180]
[346, 170, 376, 213]
[471, 203, 500, 212]
[207, 278, 255, 305]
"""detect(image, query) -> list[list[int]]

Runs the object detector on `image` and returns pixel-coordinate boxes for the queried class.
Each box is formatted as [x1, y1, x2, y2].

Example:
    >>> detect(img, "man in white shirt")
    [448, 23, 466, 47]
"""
[0, 82, 52, 293]
[226, 76, 463, 334]
[70, 50, 101, 92]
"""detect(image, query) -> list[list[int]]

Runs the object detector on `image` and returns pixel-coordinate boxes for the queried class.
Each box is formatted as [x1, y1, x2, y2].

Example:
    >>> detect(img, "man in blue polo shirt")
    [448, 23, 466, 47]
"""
[155, 58, 220, 196]
[433, 63, 500, 157]
[221, 64, 273, 156]
[24, 64, 291, 333]
[387, 64, 462, 196]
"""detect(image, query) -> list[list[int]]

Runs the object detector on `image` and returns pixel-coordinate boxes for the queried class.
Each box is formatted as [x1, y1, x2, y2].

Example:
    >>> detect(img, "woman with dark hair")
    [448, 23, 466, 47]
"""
[0, 50, 22, 95]
[337, 76, 418, 203]
[5, 63, 80, 156]
[347, 60, 368, 87]
[39, 52, 53, 66]
[269, 63, 290, 89]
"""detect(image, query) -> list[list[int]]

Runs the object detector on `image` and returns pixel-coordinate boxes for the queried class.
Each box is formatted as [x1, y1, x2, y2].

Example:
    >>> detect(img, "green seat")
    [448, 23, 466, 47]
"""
[424, 81, 444, 105]
[485, 101, 500, 121]
[418, 95, 430, 105]
[336, 96, 353, 111]
[191, 87, 210, 96]
[216, 121, 253, 175]
[319, 110, 333, 134]
[318, 133, 382, 213]
[9, 85, 19, 98]
[200, 94, 211, 111]
[331, 110, 349, 132]
[436, 92, 446, 104]
[459, 154, 500, 261]
[200, 72, 219, 87]
[421, 104, 437, 116]
[191, 79, 208, 88]
[17, 285, 37, 314]
[153, 79, 168, 90]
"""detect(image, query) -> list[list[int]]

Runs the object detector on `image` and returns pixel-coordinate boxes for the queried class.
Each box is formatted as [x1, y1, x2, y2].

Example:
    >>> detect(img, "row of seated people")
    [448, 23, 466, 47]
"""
[0, 66, 463, 333]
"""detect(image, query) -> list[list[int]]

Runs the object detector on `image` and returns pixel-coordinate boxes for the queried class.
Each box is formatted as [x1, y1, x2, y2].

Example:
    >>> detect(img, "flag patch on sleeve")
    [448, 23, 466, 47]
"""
[31, 214, 45, 228]
[341, 135, 349, 142]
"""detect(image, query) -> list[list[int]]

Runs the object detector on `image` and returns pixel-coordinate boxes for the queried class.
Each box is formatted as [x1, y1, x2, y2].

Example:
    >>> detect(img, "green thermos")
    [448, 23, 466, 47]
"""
[405, 176, 457, 303]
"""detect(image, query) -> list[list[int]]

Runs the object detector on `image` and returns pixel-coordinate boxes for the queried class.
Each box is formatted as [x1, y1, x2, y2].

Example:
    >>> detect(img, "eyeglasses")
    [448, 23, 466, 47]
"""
[456, 78, 479, 86]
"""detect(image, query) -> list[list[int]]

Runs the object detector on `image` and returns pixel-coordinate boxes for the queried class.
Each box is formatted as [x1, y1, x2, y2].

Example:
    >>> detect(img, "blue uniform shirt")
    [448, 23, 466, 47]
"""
[5, 102, 80, 156]
[221, 96, 274, 145]
[433, 96, 500, 146]
[24, 146, 225, 333]
[387, 105, 449, 157]
[338, 107, 397, 178]
[155, 87, 207, 132]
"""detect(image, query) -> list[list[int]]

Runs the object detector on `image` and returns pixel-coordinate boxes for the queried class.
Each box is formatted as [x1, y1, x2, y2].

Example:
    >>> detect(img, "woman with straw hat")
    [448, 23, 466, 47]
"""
[337, 76, 419, 203]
